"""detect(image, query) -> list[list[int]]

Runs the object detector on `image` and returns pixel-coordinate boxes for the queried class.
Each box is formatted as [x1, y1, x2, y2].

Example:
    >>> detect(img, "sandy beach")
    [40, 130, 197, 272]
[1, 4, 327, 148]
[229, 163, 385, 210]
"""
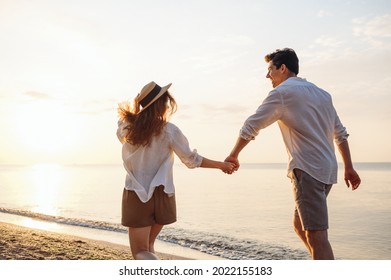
[0, 222, 185, 260]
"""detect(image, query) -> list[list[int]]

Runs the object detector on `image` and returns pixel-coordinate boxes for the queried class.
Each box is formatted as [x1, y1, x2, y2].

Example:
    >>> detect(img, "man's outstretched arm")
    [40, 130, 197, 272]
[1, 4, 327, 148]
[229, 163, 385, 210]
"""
[225, 137, 251, 171]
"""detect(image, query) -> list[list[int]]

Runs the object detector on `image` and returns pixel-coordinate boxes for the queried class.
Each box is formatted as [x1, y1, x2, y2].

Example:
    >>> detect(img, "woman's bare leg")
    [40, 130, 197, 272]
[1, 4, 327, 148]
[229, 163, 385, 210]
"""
[149, 224, 163, 254]
[128, 226, 160, 260]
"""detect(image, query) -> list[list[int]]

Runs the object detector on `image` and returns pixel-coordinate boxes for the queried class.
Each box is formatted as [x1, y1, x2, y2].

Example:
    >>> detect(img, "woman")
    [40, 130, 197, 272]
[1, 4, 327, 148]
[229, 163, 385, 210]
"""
[117, 81, 235, 260]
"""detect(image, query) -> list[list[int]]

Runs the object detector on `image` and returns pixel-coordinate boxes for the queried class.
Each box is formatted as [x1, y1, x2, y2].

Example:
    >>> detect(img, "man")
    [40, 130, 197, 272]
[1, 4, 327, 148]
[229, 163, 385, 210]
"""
[225, 48, 361, 260]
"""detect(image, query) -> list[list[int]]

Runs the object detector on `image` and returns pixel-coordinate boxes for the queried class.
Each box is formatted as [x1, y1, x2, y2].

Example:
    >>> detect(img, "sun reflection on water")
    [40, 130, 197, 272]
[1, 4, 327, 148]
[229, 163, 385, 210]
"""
[30, 163, 64, 217]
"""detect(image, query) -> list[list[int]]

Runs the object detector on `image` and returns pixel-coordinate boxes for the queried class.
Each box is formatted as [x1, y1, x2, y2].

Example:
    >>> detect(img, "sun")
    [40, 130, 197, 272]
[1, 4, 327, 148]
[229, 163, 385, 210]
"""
[12, 99, 84, 160]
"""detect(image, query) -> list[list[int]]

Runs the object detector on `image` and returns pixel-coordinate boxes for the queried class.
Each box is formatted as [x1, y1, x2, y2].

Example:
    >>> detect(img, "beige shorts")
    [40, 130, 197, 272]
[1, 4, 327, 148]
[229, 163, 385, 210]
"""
[292, 169, 332, 231]
[121, 185, 177, 228]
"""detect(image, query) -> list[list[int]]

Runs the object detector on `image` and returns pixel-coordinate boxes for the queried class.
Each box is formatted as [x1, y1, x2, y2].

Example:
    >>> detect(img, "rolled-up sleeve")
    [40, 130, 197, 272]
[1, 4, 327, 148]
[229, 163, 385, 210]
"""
[169, 124, 203, 169]
[334, 114, 349, 145]
[240, 90, 284, 140]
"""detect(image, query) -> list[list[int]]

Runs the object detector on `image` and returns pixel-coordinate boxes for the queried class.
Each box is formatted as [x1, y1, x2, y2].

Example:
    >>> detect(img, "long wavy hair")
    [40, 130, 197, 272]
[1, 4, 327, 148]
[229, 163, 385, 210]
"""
[118, 92, 177, 146]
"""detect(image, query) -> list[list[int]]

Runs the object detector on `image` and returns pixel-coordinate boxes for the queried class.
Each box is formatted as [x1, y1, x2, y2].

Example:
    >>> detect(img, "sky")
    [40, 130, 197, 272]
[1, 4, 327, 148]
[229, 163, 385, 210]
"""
[0, 0, 390, 165]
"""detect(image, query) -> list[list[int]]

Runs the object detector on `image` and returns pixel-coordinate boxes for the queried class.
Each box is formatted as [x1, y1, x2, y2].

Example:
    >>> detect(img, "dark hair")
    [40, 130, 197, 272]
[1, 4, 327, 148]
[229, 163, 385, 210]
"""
[118, 92, 177, 146]
[264, 48, 299, 75]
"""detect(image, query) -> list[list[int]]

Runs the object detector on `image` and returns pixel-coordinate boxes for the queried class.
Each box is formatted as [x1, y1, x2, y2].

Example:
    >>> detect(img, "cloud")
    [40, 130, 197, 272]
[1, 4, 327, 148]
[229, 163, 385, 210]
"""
[301, 14, 391, 64]
[20, 90, 115, 115]
[352, 14, 391, 48]
[207, 35, 255, 46]
[317, 10, 332, 18]
[314, 35, 344, 47]
[180, 34, 254, 73]
[300, 36, 347, 64]
[176, 103, 252, 125]
[72, 99, 117, 115]
[23, 91, 54, 100]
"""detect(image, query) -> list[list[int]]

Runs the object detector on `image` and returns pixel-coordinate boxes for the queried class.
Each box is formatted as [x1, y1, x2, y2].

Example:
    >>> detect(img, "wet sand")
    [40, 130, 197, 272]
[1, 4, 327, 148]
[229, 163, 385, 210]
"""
[0, 222, 185, 260]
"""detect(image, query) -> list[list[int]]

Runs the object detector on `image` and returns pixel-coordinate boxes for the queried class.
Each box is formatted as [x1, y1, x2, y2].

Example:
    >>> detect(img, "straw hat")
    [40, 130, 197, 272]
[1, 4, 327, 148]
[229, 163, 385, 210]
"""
[136, 81, 172, 112]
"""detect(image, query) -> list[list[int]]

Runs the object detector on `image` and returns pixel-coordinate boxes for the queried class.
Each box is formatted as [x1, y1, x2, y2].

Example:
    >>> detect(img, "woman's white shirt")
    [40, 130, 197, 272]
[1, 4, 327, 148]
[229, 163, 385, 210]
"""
[117, 121, 203, 202]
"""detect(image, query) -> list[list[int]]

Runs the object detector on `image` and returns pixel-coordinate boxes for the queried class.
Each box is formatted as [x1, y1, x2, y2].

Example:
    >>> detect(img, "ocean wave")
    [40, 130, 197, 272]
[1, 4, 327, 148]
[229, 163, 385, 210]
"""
[158, 228, 308, 260]
[0, 207, 308, 260]
[0, 207, 127, 233]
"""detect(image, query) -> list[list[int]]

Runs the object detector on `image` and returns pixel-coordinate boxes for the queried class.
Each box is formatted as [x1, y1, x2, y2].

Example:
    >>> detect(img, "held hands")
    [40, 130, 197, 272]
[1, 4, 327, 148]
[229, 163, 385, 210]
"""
[223, 155, 240, 175]
[220, 161, 237, 174]
[200, 157, 237, 174]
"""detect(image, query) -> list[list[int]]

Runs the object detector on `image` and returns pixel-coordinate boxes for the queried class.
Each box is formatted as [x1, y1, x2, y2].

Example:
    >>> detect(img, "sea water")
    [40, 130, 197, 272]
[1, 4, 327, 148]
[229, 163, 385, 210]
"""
[0, 163, 390, 260]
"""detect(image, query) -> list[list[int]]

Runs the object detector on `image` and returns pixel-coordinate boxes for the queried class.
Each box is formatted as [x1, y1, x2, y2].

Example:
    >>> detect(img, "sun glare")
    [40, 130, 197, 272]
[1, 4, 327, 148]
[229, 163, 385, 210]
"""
[13, 100, 83, 159]
[30, 163, 65, 216]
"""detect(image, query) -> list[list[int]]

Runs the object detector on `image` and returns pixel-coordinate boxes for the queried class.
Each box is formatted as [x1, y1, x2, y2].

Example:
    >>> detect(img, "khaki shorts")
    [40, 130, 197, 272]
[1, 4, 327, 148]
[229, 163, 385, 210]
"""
[121, 186, 177, 228]
[292, 169, 332, 231]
